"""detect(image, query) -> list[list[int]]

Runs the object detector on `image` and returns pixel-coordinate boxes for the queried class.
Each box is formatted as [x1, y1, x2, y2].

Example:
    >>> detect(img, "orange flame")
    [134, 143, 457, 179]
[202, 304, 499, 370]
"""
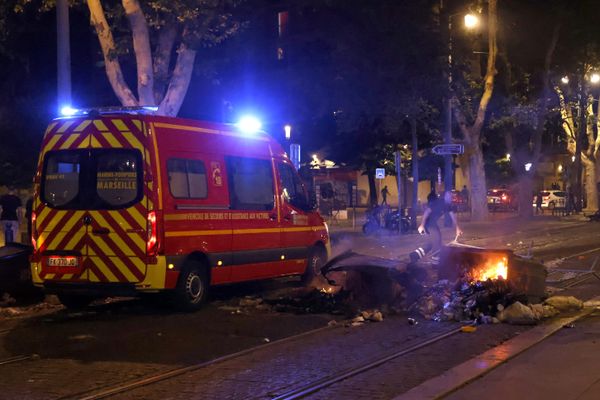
[469, 257, 508, 282]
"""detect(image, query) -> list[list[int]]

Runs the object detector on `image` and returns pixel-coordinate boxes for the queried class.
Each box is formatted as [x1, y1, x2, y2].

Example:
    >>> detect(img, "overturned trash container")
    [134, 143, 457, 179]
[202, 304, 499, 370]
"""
[0, 243, 35, 294]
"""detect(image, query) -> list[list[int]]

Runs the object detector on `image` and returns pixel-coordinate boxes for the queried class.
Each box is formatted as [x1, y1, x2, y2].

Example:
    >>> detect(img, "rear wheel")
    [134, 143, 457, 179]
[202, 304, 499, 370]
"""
[301, 247, 326, 285]
[57, 294, 95, 309]
[172, 261, 208, 311]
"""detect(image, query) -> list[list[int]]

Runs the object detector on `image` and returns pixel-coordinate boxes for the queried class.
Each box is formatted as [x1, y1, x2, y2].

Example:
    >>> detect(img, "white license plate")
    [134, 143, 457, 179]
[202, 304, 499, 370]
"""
[47, 257, 78, 267]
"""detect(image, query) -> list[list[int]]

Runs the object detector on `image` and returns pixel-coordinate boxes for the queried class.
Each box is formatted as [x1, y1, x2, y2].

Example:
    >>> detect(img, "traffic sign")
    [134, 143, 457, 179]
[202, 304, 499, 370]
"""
[432, 144, 464, 155]
[375, 168, 385, 179]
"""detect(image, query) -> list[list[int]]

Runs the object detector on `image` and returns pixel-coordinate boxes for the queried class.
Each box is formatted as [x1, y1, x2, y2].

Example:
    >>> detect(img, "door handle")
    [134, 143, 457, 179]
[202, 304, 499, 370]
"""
[92, 227, 110, 235]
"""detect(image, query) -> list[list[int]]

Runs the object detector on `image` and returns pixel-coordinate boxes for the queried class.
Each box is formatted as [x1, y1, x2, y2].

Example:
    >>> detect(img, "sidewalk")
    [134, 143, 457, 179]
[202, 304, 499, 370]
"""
[444, 311, 600, 400]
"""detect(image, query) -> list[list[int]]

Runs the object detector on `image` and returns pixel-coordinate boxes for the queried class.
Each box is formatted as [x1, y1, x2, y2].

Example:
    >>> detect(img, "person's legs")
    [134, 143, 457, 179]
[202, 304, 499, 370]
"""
[409, 221, 441, 262]
[3, 220, 19, 243]
[428, 222, 442, 256]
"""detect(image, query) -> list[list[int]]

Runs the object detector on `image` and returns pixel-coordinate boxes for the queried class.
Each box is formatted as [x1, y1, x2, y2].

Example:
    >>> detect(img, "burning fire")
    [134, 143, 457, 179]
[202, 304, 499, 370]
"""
[469, 256, 508, 282]
[320, 286, 336, 294]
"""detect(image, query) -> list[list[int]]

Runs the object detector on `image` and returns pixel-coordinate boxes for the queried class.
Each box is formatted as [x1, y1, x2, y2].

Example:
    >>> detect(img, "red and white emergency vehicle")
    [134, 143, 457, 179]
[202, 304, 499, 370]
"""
[30, 109, 330, 309]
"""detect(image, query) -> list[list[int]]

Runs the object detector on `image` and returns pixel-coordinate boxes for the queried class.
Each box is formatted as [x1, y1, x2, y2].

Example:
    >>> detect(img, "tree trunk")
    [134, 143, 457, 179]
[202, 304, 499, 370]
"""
[123, 0, 155, 106]
[367, 172, 378, 207]
[87, 0, 138, 106]
[583, 159, 598, 211]
[157, 43, 196, 116]
[467, 148, 488, 219]
[518, 173, 533, 218]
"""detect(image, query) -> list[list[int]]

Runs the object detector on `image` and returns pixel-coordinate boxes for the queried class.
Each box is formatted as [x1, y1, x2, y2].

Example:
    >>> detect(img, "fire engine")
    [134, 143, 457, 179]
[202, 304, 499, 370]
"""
[30, 108, 330, 310]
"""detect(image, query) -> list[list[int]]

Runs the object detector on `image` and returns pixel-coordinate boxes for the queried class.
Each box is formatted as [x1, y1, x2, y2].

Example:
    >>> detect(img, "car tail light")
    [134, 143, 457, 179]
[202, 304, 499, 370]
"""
[501, 194, 507, 201]
[31, 211, 38, 250]
[147, 211, 158, 256]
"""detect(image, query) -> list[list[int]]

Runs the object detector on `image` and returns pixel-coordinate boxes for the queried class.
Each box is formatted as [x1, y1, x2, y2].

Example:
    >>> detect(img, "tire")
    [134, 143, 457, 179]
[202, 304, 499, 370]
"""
[362, 221, 378, 236]
[172, 261, 209, 311]
[400, 219, 410, 234]
[301, 247, 325, 285]
[57, 294, 95, 309]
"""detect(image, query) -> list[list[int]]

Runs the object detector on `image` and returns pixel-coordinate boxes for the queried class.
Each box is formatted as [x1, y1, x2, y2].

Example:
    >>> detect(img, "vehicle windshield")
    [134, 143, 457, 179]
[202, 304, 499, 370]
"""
[42, 149, 143, 209]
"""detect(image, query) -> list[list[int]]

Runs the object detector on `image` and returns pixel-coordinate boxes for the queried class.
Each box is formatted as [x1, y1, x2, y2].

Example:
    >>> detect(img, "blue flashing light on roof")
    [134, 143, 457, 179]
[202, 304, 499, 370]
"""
[236, 115, 262, 134]
[60, 106, 78, 117]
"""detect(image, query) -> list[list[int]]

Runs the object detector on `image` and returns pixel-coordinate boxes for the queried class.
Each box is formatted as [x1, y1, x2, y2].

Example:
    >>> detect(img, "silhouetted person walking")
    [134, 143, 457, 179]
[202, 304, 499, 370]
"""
[0, 187, 22, 244]
[535, 192, 543, 215]
[381, 185, 389, 205]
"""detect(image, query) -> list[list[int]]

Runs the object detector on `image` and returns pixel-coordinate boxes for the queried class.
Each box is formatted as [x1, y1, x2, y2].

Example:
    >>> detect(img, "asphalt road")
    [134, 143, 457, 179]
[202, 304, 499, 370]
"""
[0, 213, 598, 399]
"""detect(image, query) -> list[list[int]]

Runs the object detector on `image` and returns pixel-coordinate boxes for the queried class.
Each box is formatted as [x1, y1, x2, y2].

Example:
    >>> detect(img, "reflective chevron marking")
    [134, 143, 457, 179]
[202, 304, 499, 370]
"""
[35, 117, 149, 284]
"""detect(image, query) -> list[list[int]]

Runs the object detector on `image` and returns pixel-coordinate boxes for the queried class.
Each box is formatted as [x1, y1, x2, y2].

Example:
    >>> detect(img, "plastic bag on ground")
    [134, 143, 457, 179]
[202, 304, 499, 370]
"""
[544, 296, 583, 312]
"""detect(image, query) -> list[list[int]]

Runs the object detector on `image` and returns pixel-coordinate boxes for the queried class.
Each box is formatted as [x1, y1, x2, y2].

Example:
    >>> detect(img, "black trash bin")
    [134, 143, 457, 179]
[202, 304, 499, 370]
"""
[0, 243, 34, 293]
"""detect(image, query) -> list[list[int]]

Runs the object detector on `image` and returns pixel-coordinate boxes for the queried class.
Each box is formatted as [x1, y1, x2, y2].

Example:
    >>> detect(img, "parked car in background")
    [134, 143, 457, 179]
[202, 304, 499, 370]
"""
[487, 188, 516, 211]
[451, 190, 468, 212]
[533, 190, 567, 209]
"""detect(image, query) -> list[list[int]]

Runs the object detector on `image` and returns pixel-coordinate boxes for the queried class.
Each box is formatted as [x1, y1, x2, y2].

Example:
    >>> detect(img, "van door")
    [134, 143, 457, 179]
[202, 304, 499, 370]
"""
[40, 147, 147, 284]
[86, 149, 147, 284]
[277, 160, 312, 275]
[226, 156, 282, 281]
[38, 151, 89, 282]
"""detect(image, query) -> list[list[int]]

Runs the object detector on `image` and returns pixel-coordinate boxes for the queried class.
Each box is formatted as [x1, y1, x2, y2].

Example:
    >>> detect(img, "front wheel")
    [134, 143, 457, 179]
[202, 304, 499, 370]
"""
[362, 221, 378, 235]
[301, 247, 326, 285]
[172, 262, 208, 311]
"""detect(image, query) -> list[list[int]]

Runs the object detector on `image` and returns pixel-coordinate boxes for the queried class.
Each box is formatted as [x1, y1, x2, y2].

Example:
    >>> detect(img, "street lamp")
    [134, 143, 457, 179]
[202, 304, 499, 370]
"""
[444, 10, 480, 193]
[284, 124, 292, 140]
[590, 73, 600, 84]
[464, 13, 480, 29]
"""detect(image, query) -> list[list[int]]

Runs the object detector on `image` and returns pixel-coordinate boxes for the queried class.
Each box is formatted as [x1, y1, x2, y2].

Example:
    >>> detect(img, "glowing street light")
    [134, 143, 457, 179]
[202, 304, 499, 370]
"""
[464, 13, 480, 29]
[561, 76, 569, 84]
[590, 73, 600, 84]
[284, 124, 292, 140]
[506, 153, 511, 161]
[524, 162, 533, 172]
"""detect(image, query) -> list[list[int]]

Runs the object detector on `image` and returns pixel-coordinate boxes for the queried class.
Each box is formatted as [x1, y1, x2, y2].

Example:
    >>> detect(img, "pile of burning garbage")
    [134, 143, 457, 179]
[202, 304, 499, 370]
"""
[217, 246, 585, 327]
[318, 246, 584, 325]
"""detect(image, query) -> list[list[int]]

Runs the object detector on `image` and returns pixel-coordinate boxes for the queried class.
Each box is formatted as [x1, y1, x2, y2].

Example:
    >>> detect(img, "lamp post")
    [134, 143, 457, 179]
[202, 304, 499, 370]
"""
[445, 9, 479, 194]
[56, 0, 71, 112]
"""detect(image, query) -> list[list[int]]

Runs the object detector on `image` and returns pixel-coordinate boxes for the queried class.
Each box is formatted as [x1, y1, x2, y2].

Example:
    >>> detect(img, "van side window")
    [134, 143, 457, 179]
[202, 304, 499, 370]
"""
[278, 162, 309, 210]
[167, 159, 208, 199]
[226, 157, 274, 210]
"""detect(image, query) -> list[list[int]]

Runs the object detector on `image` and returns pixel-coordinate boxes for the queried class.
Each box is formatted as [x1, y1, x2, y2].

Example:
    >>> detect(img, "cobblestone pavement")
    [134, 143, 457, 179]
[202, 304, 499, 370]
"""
[110, 318, 528, 400]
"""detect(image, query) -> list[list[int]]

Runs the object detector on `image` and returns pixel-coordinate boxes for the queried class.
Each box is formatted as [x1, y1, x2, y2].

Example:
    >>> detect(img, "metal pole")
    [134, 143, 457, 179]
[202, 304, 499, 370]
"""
[444, 15, 454, 193]
[56, 0, 72, 110]
[395, 149, 402, 209]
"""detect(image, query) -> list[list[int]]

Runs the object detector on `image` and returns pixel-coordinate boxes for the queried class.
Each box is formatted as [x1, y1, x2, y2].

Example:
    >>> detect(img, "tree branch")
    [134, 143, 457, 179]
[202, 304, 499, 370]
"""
[122, 0, 154, 105]
[153, 25, 177, 104]
[87, 0, 137, 106]
[157, 43, 197, 116]
[472, 0, 498, 134]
